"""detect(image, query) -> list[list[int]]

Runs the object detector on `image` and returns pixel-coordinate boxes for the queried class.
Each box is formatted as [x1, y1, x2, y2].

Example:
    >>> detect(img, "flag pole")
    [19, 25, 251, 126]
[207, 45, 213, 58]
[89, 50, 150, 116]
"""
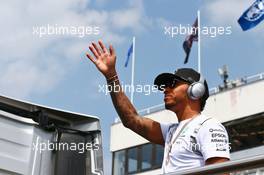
[197, 10, 201, 73]
[131, 36, 136, 104]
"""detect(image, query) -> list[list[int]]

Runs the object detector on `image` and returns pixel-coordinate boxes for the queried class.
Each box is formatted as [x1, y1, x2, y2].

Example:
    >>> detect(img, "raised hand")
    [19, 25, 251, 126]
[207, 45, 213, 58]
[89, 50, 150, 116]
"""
[86, 40, 117, 78]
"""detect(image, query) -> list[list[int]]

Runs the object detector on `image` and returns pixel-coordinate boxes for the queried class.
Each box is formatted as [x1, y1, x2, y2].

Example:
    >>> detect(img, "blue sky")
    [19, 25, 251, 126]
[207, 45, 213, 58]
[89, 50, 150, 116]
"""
[1, 0, 264, 174]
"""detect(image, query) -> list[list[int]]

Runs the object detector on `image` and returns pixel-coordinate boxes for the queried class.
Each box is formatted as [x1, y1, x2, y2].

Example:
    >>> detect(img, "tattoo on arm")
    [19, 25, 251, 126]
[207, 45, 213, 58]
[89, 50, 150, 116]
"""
[108, 78, 146, 136]
[107, 76, 164, 145]
[108, 78, 136, 122]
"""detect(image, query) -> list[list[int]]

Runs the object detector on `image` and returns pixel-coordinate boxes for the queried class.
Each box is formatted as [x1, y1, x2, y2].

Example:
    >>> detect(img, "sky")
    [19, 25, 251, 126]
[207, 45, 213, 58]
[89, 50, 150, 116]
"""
[1, 0, 264, 174]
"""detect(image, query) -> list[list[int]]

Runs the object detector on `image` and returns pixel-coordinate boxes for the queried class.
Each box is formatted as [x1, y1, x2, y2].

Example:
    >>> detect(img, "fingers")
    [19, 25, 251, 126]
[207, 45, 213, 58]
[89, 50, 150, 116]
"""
[109, 44, 115, 56]
[92, 42, 102, 56]
[98, 40, 108, 53]
[88, 40, 114, 61]
[86, 52, 97, 64]
[89, 44, 100, 58]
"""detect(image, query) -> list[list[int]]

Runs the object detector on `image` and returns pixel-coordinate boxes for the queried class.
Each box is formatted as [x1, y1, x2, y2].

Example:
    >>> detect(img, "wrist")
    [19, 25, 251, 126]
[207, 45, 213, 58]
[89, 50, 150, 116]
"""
[105, 70, 117, 80]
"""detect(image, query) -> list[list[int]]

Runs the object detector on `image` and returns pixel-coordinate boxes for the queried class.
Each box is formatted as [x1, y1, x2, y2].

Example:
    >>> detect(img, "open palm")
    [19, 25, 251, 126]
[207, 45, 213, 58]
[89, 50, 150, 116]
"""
[86, 40, 117, 78]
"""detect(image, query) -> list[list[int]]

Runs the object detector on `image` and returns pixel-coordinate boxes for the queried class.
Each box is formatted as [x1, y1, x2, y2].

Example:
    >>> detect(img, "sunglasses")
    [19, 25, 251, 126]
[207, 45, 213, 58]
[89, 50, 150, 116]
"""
[163, 79, 178, 88]
[163, 78, 191, 89]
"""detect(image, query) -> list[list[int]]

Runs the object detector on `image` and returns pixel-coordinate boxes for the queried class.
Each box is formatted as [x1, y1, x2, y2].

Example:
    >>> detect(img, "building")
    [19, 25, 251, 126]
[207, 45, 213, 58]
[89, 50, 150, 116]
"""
[110, 72, 264, 175]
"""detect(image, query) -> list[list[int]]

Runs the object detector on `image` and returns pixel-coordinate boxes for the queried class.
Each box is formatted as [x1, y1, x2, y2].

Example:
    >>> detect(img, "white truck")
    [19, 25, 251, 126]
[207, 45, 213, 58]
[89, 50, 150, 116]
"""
[0, 95, 103, 175]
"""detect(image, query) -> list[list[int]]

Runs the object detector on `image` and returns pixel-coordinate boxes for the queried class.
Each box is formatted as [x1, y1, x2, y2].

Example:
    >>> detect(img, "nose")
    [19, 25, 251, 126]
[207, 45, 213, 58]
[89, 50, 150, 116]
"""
[164, 87, 171, 94]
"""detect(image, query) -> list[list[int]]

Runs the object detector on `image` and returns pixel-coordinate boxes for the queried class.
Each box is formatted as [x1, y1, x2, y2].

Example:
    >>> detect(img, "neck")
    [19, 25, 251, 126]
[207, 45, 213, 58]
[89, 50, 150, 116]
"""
[176, 106, 200, 122]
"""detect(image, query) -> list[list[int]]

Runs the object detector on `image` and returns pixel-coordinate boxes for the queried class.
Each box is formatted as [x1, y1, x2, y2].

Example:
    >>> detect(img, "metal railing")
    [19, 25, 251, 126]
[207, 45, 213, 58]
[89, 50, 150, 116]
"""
[167, 154, 264, 175]
[113, 72, 264, 123]
[137, 72, 264, 116]
[138, 103, 164, 115]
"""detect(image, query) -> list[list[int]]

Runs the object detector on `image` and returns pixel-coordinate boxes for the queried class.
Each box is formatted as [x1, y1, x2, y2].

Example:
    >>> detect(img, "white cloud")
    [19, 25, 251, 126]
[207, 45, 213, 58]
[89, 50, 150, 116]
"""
[0, 59, 64, 97]
[0, 0, 154, 98]
[202, 0, 264, 37]
[202, 0, 252, 26]
[155, 17, 173, 28]
[110, 0, 151, 33]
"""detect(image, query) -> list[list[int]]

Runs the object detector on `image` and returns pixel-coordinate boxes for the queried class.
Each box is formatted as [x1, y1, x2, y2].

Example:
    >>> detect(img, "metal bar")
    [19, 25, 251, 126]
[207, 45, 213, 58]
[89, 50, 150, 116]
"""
[209, 87, 219, 95]
[114, 72, 264, 124]
[130, 36, 136, 104]
[167, 154, 264, 175]
[138, 103, 164, 114]
[246, 72, 264, 82]
[197, 10, 201, 73]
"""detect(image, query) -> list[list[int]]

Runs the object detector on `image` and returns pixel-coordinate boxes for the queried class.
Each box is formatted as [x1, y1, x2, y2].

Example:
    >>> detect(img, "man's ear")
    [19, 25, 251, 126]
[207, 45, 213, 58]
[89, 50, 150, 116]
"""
[184, 84, 190, 99]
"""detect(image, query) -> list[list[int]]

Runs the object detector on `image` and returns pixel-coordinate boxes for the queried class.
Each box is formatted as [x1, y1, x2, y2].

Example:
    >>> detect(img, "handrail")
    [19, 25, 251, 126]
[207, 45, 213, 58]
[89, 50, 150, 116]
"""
[138, 103, 164, 115]
[167, 154, 264, 175]
[135, 72, 264, 117]
[113, 72, 264, 123]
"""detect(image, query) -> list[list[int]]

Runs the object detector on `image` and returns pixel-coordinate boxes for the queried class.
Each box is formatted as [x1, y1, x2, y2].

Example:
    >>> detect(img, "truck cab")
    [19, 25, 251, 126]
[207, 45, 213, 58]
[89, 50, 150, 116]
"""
[0, 95, 103, 175]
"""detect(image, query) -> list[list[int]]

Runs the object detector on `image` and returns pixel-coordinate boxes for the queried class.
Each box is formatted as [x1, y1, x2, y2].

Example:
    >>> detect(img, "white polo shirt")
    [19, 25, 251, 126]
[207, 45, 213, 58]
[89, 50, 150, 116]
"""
[160, 114, 230, 174]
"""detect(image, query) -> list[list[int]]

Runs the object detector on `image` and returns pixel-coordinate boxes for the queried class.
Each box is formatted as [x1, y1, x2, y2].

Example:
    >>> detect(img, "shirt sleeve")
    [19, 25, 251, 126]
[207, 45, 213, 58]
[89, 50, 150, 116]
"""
[197, 119, 230, 161]
[160, 123, 175, 141]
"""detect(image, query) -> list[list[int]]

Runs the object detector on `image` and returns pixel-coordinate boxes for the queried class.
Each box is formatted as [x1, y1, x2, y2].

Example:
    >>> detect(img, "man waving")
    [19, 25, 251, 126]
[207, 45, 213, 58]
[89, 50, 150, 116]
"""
[86, 40, 230, 174]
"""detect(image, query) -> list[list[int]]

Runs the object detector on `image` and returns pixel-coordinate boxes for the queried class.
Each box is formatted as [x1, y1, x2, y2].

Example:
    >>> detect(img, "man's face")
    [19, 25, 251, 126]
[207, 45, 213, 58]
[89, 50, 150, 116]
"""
[163, 81, 190, 112]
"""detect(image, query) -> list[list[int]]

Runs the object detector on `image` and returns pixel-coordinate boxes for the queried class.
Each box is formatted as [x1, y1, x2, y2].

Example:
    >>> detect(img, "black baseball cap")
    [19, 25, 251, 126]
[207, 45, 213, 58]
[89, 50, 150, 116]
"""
[154, 68, 209, 100]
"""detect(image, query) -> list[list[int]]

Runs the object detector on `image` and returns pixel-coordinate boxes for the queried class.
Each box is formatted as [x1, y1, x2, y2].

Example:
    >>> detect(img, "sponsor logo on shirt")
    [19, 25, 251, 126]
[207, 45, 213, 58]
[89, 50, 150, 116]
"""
[211, 133, 227, 138]
[209, 128, 225, 133]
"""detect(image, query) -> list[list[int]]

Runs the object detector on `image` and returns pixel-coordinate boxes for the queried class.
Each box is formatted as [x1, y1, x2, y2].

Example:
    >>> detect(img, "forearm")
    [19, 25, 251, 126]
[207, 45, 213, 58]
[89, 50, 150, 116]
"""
[107, 74, 138, 127]
[86, 41, 164, 145]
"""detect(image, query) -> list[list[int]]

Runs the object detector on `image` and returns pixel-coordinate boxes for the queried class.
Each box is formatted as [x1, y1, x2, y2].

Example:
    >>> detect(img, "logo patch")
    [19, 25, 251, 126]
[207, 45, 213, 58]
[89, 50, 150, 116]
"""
[245, 0, 264, 21]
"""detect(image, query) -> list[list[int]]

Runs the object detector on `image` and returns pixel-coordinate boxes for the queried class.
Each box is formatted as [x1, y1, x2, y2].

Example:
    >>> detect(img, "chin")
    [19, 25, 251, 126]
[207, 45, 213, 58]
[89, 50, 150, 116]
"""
[165, 103, 174, 110]
[165, 101, 179, 112]
[165, 105, 177, 113]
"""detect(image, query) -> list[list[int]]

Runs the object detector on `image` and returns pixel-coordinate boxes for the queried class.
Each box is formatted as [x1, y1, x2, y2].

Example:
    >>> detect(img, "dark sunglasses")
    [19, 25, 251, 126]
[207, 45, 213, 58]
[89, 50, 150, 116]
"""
[163, 79, 178, 88]
[163, 78, 192, 89]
